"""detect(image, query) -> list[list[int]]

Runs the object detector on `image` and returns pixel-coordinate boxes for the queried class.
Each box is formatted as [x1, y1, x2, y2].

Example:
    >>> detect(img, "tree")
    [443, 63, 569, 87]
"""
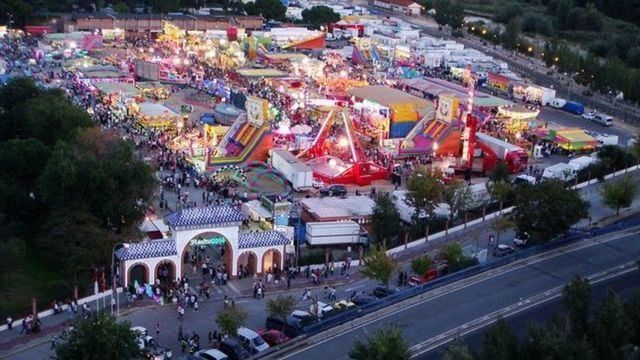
[56, 313, 138, 360]
[411, 254, 433, 275]
[488, 161, 511, 183]
[216, 306, 248, 337]
[440, 242, 463, 267]
[491, 216, 514, 246]
[502, 17, 522, 50]
[349, 326, 410, 360]
[495, 3, 523, 23]
[149, 0, 181, 13]
[563, 275, 591, 337]
[302, 6, 340, 29]
[442, 338, 474, 360]
[597, 145, 636, 173]
[114, 1, 130, 13]
[487, 180, 513, 213]
[433, 0, 463, 29]
[482, 318, 519, 360]
[441, 180, 474, 225]
[512, 180, 589, 243]
[601, 175, 638, 215]
[360, 247, 396, 288]
[371, 192, 402, 248]
[244, 0, 286, 21]
[405, 169, 443, 238]
[591, 290, 633, 359]
[0, 239, 20, 288]
[266, 295, 296, 332]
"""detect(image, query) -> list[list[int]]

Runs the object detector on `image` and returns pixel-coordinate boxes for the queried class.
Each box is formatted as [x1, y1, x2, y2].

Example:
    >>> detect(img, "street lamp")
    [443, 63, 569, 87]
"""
[111, 242, 130, 317]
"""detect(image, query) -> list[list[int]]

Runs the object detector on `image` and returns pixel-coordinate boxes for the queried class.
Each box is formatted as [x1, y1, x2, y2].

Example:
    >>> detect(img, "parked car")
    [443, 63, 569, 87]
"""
[350, 293, 377, 306]
[257, 329, 289, 346]
[312, 178, 325, 189]
[218, 338, 250, 360]
[194, 348, 229, 360]
[581, 111, 596, 121]
[513, 232, 530, 246]
[265, 316, 309, 338]
[372, 286, 399, 299]
[132, 326, 173, 360]
[492, 244, 516, 257]
[319, 184, 347, 197]
[236, 327, 269, 354]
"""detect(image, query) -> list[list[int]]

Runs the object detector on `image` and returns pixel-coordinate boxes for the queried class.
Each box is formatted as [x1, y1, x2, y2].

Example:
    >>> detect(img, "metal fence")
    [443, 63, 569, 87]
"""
[298, 215, 640, 337]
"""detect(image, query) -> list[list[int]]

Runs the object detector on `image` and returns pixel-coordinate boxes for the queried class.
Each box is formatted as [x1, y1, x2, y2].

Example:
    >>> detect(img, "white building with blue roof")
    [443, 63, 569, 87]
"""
[116, 206, 291, 287]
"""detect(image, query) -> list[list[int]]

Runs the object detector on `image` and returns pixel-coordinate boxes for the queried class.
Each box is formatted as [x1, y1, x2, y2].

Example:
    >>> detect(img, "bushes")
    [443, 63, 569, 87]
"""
[298, 249, 326, 266]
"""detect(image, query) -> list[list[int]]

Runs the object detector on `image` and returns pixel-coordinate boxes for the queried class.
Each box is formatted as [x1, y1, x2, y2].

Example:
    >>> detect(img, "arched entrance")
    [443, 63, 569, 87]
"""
[129, 263, 149, 286]
[155, 260, 176, 285]
[237, 251, 258, 279]
[262, 249, 282, 275]
[181, 232, 233, 280]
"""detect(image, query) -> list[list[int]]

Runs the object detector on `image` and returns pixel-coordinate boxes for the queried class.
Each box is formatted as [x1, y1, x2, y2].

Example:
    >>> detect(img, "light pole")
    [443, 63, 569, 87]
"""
[566, 72, 578, 100]
[111, 242, 129, 317]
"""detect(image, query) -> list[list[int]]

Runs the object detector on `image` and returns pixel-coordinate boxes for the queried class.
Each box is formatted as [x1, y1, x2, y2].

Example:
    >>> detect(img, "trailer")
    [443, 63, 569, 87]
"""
[392, 190, 451, 223]
[476, 133, 529, 173]
[305, 221, 368, 246]
[270, 149, 313, 191]
[562, 101, 585, 115]
[542, 163, 577, 182]
[549, 98, 566, 109]
[569, 156, 598, 172]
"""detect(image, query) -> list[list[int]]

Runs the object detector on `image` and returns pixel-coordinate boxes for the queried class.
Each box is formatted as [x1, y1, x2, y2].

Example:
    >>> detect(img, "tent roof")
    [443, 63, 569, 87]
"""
[138, 102, 178, 117]
[348, 85, 431, 109]
[93, 81, 139, 97]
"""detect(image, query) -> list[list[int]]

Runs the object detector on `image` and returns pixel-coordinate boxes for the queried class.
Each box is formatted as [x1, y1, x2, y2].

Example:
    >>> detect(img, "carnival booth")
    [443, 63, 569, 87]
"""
[495, 105, 540, 132]
[130, 102, 179, 129]
[486, 72, 511, 94]
[94, 82, 141, 104]
[512, 83, 556, 106]
[137, 82, 170, 100]
[536, 127, 599, 152]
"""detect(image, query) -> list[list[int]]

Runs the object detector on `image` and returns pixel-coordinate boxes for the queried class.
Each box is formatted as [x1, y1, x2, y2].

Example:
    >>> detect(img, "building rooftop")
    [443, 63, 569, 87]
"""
[301, 196, 375, 220]
[116, 239, 177, 261]
[238, 231, 290, 249]
[166, 206, 246, 229]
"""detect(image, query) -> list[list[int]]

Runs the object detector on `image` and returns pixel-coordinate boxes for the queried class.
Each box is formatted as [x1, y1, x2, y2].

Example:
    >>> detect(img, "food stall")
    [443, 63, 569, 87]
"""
[130, 102, 179, 129]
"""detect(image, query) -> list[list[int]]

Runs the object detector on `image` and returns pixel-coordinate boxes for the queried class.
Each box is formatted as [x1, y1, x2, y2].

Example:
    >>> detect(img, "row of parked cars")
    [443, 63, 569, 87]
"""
[176, 327, 284, 360]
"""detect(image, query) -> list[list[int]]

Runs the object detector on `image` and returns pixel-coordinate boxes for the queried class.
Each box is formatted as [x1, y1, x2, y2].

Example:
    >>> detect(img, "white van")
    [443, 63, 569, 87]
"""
[592, 113, 613, 126]
[237, 327, 270, 354]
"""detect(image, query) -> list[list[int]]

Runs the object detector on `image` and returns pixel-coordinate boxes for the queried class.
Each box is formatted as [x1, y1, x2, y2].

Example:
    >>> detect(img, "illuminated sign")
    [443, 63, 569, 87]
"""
[190, 236, 226, 246]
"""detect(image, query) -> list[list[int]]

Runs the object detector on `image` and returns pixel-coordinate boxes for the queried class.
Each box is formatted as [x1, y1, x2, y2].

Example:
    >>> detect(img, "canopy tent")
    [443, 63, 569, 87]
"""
[536, 127, 598, 151]
[93, 81, 140, 98]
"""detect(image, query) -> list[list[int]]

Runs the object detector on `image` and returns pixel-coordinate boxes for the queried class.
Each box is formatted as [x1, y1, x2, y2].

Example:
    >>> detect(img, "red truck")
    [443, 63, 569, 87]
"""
[408, 261, 449, 286]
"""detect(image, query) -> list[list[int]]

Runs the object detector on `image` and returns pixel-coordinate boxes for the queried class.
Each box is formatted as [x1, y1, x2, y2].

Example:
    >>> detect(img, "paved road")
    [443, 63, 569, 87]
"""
[280, 226, 640, 360]
[418, 266, 640, 359]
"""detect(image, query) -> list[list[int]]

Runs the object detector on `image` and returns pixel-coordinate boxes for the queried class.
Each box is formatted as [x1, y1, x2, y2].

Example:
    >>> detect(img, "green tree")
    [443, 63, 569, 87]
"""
[405, 169, 442, 237]
[495, 3, 523, 23]
[488, 161, 511, 183]
[56, 313, 138, 360]
[601, 175, 638, 215]
[0, 239, 20, 288]
[244, 0, 286, 21]
[149, 0, 181, 13]
[302, 6, 340, 29]
[440, 242, 463, 267]
[360, 246, 396, 288]
[502, 17, 522, 50]
[216, 306, 248, 337]
[266, 295, 296, 332]
[591, 290, 633, 359]
[626, 291, 640, 346]
[442, 338, 475, 360]
[563, 275, 591, 337]
[371, 192, 402, 248]
[491, 216, 514, 246]
[442, 180, 474, 224]
[411, 254, 433, 275]
[487, 180, 513, 213]
[349, 326, 410, 360]
[114, 1, 130, 13]
[482, 318, 519, 360]
[512, 180, 589, 243]
[433, 0, 463, 29]
[36, 209, 116, 282]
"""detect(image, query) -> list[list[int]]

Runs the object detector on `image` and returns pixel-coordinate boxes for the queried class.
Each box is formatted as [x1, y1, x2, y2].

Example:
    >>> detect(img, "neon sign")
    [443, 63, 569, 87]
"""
[190, 236, 226, 246]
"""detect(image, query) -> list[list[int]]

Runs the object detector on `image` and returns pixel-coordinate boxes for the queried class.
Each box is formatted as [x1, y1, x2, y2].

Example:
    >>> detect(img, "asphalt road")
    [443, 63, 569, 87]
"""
[418, 267, 640, 359]
[281, 228, 640, 360]
[539, 107, 634, 146]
